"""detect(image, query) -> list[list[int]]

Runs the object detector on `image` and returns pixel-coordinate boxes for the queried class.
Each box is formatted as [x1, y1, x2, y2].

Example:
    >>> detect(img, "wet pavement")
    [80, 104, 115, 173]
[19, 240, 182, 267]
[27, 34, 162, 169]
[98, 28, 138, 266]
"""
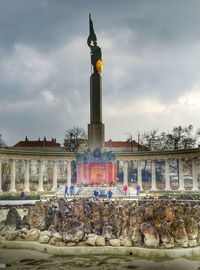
[0, 248, 199, 270]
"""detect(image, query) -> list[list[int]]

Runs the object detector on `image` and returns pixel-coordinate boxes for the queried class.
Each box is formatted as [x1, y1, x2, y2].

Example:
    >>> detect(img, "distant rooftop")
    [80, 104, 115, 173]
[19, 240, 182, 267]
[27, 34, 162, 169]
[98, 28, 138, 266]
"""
[14, 136, 60, 148]
[104, 140, 140, 148]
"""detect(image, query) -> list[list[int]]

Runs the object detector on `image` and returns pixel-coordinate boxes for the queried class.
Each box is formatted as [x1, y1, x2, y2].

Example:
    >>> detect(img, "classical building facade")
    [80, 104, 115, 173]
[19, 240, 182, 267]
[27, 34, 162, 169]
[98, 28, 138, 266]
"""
[0, 146, 200, 193]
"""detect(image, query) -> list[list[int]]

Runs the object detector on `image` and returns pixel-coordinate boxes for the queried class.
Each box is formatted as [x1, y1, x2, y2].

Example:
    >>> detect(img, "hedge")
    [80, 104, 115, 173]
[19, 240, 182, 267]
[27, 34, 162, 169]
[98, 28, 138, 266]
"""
[0, 194, 40, 200]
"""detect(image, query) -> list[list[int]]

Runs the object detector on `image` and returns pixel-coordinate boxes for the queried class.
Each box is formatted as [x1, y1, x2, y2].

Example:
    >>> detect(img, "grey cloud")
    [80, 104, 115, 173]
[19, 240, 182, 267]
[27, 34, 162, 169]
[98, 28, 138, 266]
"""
[1, 0, 200, 145]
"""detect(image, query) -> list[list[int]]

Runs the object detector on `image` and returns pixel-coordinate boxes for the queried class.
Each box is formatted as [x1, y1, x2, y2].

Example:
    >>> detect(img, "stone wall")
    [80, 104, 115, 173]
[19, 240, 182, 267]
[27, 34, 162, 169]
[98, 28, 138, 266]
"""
[1, 198, 200, 248]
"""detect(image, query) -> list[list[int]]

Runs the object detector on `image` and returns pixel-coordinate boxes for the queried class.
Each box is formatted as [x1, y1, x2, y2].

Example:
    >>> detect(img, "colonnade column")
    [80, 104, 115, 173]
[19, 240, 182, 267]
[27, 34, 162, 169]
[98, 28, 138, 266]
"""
[67, 160, 71, 187]
[192, 158, 198, 191]
[178, 158, 185, 191]
[0, 160, 2, 193]
[10, 159, 16, 192]
[165, 159, 171, 191]
[151, 160, 157, 191]
[38, 160, 44, 192]
[24, 160, 30, 192]
[122, 161, 128, 186]
[137, 160, 143, 190]
[52, 160, 58, 191]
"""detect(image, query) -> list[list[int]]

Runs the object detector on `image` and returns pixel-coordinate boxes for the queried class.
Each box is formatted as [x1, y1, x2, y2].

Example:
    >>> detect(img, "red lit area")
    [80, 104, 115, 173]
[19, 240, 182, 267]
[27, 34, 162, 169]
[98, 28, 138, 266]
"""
[77, 162, 117, 185]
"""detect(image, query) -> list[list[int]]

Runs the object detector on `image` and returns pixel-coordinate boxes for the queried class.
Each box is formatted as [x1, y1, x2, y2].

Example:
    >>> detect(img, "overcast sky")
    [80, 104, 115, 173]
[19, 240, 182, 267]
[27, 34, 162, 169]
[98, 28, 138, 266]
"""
[1, 0, 200, 146]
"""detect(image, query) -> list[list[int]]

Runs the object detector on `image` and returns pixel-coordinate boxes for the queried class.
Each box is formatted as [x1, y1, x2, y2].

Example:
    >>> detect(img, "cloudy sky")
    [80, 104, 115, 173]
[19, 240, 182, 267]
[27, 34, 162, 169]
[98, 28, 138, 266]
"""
[1, 0, 200, 146]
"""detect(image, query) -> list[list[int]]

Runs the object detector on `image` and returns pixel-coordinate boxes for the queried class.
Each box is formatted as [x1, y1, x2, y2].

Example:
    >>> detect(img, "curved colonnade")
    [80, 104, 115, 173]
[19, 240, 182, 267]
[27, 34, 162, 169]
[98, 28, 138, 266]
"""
[0, 148, 200, 193]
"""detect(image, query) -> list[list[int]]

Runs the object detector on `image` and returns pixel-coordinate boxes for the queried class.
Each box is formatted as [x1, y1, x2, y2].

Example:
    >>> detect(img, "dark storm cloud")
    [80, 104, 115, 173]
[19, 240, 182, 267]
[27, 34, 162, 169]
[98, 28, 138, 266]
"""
[1, 0, 200, 145]
[1, 0, 200, 50]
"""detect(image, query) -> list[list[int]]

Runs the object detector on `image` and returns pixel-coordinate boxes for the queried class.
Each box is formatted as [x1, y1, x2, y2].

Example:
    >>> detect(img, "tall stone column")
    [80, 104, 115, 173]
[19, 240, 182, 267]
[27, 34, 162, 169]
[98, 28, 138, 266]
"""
[151, 160, 157, 191]
[192, 158, 198, 191]
[122, 161, 128, 186]
[67, 161, 71, 187]
[165, 159, 171, 191]
[24, 160, 30, 192]
[10, 159, 16, 192]
[137, 160, 143, 190]
[178, 158, 185, 191]
[0, 159, 2, 193]
[38, 160, 44, 192]
[52, 160, 58, 191]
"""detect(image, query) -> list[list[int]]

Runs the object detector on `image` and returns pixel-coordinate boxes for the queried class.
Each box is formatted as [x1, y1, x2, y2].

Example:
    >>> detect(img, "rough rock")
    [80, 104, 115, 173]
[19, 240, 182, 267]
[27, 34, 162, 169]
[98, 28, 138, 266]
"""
[26, 201, 47, 230]
[96, 236, 106, 246]
[24, 229, 40, 241]
[131, 227, 142, 245]
[140, 222, 159, 248]
[121, 236, 132, 247]
[5, 207, 21, 230]
[49, 232, 63, 245]
[85, 235, 99, 246]
[171, 220, 188, 247]
[5, 197, 200, 249]
[18, 227, 29, 240]
[67, 242, 76, 247]
[0, 221, 6, 232]
[185, 218, 198, 240]
[54, 241, 66, 247]
[109, 238, 121, 246]
[62, 218, 83, 233]
[188, 239, 197, 247]
[63, 227, 84, 243]
[39, 230, 51, 244]
[102, 225, 114, 240]
[1, 225, 13, 237]
[163, 242, 175, 249]
[159, 222, 174, 246]
[5, 230, 19, 241]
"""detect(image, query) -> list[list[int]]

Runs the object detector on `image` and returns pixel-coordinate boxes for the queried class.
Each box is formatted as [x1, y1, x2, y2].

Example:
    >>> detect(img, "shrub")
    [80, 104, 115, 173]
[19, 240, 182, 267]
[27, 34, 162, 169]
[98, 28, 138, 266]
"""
[0, 194, 40, 200]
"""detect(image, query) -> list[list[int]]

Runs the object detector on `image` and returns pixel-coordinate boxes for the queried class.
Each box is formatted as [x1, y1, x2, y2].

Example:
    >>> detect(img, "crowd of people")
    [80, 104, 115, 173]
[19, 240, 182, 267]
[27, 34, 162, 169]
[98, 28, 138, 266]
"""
[93, 188, 113, 200]
[56, 183, 142, 199]
[64, 184, 75, 196]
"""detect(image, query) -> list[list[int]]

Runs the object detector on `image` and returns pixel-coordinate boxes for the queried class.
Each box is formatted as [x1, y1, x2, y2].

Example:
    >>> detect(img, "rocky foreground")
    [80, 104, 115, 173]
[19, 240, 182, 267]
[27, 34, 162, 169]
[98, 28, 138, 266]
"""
[0, 198, 200, 249]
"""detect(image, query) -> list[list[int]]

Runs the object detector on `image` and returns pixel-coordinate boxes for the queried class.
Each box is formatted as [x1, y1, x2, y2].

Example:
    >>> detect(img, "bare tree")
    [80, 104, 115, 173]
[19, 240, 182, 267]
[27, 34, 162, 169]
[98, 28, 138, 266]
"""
[0, 134, 7, 148]
[137, 125, 198, 151]
[140, 129, 160, 151]
[64, 127, 87, 152]
[165, 125, 196, 150]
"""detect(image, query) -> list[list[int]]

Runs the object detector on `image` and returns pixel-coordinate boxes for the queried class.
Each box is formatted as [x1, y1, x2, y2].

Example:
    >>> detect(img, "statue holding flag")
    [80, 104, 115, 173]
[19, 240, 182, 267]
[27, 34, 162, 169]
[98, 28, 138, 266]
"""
[87, 14, 103, 73]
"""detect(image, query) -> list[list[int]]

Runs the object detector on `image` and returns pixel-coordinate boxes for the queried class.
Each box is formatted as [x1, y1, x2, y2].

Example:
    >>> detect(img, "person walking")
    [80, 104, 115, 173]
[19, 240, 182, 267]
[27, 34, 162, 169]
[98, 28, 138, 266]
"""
[93, 189, 99, 200]
[123, 185, 128, 196]
[70, 185, 74, 196]
[107, 189, 113, 199]
[64, 184, 68, 197]
[136, 184, 141, 196]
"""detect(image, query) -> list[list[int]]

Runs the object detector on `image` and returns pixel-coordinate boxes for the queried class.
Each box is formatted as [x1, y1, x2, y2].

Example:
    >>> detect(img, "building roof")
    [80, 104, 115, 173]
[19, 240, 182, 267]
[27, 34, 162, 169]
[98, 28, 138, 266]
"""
[104, 140, 140, 148]
[14, 137, 60, 148]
